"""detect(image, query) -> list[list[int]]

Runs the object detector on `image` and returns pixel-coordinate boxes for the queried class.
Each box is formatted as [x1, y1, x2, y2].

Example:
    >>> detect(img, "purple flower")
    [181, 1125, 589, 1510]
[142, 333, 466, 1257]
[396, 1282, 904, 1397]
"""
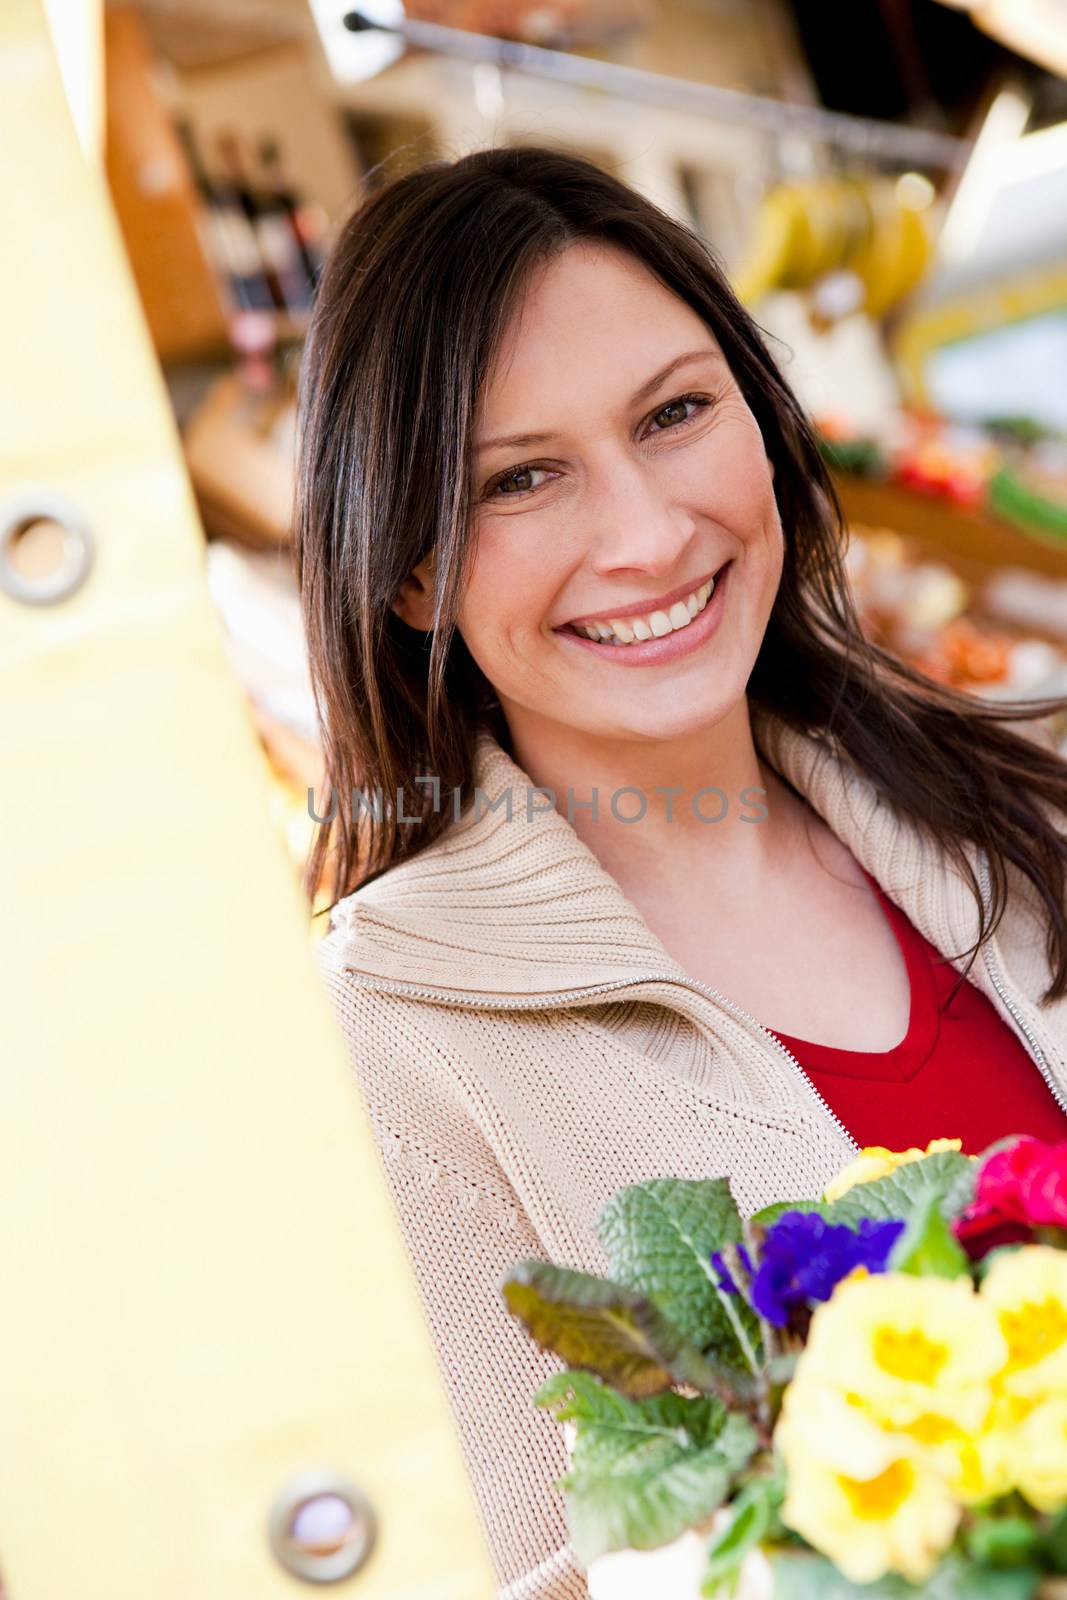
[749, 1211, 905, 1327]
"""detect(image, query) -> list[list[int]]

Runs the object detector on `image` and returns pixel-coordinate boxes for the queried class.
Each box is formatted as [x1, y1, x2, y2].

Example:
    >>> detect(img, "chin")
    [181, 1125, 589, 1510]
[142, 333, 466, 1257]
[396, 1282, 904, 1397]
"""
[573, 696, 744, 746]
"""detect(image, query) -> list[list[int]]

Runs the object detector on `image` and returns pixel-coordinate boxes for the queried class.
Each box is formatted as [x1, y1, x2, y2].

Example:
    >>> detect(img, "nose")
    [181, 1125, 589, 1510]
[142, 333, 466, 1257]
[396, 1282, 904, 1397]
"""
[584, 452, 695, 579]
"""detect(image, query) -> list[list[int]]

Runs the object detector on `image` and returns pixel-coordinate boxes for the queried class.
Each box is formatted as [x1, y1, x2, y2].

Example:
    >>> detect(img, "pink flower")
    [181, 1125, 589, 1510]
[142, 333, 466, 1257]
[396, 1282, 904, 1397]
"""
[1023, 1148, 1067, 1226]
[980, 1137, 1067, 1227]
[954, 1138, 1067, 1257]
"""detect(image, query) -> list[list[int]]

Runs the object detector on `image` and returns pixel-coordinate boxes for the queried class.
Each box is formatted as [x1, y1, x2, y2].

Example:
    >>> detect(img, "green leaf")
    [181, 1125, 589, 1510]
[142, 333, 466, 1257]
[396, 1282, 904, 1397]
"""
[768, 1549, 1040, 1599]
[594, 1179, 763, 1375]
[537, 1370, 758, 1565]
[700, 1473, 784, 1596]
[758, 1146, 1007, 1236]
[536, 1368, 729, 1455]
[888, 1190, 971, 1280]
[1042, 1505, 1067, 1573]
[965, 1512, 1042, 1569]
[821, 1152, 977, 1230]
[503, 1259, 752, 1400]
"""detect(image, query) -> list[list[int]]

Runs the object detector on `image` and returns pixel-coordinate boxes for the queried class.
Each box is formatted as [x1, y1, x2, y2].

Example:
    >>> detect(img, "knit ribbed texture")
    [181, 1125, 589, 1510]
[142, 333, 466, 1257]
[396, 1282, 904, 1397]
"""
[314, 710, 1067, 1598]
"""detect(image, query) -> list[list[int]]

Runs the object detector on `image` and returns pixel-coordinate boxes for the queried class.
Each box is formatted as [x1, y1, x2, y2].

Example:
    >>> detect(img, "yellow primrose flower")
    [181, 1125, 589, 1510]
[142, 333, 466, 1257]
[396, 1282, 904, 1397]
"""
[823, 1140, 965, 1203]
[776, 1384, 959, 1584]
[777, 1381, 911, 1479]
[776, 1374, 1014, 1541]
[1004, 1395, 1067, 1513]
[896, 1398, 1018, 1506]
[798, 1272, 1007, 1430]
[980, 1246, 1067, 1400]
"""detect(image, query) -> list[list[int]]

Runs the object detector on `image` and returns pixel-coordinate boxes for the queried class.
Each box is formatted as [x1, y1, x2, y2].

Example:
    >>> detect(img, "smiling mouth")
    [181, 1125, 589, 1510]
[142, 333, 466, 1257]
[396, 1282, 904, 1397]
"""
[558, 563, 727, 647]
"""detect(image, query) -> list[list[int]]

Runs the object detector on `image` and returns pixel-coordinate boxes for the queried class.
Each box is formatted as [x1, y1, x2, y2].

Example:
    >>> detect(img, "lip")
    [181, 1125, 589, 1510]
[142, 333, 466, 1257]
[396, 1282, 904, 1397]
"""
[561, 565, 723, 628]
[556, 560, 732, 667]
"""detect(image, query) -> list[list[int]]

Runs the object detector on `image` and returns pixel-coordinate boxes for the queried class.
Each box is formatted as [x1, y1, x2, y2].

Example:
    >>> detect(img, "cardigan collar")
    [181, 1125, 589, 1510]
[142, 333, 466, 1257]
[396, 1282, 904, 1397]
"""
[331, 708, 984, 1003]
[331, 710, 1067, 1119]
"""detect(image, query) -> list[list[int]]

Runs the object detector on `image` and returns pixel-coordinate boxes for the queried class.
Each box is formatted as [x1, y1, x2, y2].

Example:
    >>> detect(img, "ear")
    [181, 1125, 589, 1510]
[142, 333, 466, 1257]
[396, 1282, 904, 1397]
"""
[390, 553, 436, 631]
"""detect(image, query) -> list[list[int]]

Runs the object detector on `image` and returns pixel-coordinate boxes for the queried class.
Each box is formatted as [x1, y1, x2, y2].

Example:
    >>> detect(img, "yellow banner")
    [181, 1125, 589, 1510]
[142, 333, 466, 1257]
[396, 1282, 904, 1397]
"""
[0, 3, 495, 1595]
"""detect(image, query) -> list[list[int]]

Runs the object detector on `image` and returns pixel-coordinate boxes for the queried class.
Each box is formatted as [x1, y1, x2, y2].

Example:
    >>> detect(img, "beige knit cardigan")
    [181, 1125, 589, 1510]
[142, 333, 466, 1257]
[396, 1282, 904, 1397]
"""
[313, 709, 1067, 1600]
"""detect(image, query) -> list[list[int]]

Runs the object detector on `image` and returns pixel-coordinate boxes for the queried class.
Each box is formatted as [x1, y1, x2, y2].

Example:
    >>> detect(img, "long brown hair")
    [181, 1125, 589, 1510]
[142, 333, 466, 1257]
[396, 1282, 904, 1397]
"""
[293, 144, 1067, 1001]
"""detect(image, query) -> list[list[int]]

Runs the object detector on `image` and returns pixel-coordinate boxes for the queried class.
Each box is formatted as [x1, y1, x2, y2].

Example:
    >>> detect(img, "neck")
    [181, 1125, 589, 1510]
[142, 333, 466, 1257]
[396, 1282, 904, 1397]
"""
[501, 697, 808, 897]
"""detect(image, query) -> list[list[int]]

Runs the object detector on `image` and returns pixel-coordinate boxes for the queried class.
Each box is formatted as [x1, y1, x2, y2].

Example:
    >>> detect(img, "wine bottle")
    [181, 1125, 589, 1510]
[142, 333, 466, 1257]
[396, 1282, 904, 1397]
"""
[176, 118, 254, 314]
[176, 120, 273, 316]
[213, 129, 278, 314]
[257, 136, 326, 302]
[246, 143, 316, 316]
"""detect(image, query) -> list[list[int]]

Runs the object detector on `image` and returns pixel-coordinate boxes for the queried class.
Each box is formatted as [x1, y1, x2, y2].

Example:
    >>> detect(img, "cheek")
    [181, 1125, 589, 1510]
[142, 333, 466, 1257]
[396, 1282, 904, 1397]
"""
[466, 508, 581, 619]
[455, 529, 554, 668]
[711, 436, 778, 541]
[677, 407, 777, 542]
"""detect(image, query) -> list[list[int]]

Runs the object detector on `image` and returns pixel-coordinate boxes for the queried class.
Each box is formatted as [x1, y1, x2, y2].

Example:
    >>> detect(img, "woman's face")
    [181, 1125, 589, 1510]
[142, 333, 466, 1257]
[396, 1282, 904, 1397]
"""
[406, 240, 784, 749]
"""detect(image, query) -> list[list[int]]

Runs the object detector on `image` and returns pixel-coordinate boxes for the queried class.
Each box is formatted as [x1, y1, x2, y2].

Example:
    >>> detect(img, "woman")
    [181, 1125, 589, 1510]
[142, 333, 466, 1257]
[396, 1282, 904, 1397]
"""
[294, 146, 1067, 1599]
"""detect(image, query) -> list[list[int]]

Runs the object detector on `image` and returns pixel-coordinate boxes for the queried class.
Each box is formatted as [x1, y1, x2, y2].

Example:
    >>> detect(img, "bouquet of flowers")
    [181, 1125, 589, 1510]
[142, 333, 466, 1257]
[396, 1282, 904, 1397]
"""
[502, 1136, 1067, 1598]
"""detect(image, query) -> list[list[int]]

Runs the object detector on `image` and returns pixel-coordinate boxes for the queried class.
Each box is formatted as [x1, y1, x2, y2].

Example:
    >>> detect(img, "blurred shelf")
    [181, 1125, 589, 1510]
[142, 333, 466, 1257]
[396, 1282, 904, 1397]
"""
[833, 472, 1067, 583]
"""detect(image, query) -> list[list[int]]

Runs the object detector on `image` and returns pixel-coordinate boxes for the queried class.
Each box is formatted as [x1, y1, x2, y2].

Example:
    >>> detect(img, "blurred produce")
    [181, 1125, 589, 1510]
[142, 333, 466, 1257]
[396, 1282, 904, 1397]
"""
[983, 568, 1067, 643]
[846, 526, 970, 634]
[845, 523, 1067, 751]
[734, 173, 936, 322]
[989, 436, 1067, 544]
[892, 413, 998, 507]
[821, 408, 1067, 550]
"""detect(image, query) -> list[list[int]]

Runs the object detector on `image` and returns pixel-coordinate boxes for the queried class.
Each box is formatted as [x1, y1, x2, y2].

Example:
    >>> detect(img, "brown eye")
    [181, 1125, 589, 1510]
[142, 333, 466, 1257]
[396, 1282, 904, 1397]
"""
[650, 394, 708, 431]
[483, 464, 551, 501]
[497, 468, 535, 495]
[655, 399, 690, 427]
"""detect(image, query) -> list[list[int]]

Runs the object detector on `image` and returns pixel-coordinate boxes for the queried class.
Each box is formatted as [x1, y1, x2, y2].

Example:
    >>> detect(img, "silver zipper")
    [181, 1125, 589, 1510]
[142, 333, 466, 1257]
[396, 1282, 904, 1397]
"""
[343, 963, 861, 1154]
[978, 855, 1067, 1117]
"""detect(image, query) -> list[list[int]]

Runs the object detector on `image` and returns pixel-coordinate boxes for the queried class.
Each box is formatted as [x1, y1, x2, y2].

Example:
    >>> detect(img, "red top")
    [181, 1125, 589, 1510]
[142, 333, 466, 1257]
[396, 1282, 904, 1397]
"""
[769, 873, 1067, 1156]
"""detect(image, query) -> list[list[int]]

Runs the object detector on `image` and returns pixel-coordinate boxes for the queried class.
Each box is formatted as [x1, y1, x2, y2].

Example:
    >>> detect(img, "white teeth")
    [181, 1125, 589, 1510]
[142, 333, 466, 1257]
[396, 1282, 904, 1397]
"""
[571, 574, 717, 647]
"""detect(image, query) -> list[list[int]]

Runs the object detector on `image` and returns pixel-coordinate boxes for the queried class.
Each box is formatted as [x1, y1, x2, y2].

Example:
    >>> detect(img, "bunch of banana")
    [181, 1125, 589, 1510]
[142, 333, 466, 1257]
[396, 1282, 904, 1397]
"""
[733, 173, 934, 320]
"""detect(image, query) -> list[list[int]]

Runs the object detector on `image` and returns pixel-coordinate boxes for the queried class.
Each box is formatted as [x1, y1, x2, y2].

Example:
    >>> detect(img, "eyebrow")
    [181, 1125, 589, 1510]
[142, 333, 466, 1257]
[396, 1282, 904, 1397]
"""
[474, 347, 723, 456]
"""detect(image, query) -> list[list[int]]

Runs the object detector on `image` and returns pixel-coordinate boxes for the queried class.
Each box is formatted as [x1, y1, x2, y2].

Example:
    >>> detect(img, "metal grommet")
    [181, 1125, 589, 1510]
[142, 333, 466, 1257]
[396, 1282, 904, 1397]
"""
[0, 490, 94, 605]
[268, 1469, 378, 1584]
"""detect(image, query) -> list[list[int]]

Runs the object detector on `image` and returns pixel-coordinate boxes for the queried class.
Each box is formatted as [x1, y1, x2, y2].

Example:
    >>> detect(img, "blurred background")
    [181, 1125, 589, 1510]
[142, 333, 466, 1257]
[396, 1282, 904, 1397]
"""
[34, 0, 1067, 913]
